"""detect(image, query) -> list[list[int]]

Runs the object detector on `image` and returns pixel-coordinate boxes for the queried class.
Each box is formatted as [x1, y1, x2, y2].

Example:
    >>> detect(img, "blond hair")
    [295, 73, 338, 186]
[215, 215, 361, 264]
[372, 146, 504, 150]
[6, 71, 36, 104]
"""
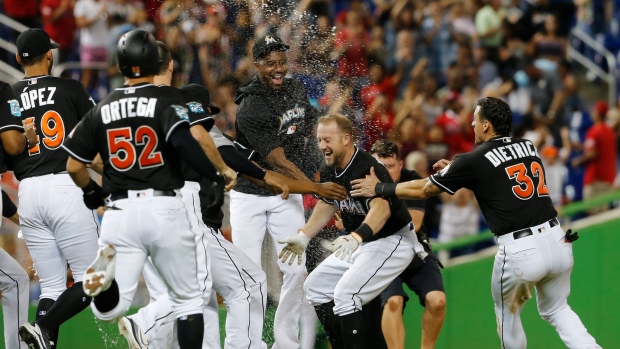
[317, 113, 353, 137]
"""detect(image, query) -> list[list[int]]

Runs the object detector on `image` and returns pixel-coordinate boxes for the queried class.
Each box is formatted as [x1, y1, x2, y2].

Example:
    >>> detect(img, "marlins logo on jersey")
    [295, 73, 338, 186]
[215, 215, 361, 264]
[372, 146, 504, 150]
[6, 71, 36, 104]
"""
[172, 105, 190, 121]
[186, 102, 205, 114]
[7, 99, 21, 117]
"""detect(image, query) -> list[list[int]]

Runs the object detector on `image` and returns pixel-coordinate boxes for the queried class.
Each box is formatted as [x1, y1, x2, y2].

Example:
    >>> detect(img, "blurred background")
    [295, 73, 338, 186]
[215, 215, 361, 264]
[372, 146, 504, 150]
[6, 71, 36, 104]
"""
[0, 0, 620, 347]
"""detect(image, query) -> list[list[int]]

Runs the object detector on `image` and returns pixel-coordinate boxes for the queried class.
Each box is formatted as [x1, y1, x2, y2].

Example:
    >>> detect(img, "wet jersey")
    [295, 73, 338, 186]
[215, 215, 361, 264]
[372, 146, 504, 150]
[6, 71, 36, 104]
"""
[429, 137, 557, 236]
[62, 83, 190, 195]
[10, 75, 95, 180]
[320, 147, 412, 242]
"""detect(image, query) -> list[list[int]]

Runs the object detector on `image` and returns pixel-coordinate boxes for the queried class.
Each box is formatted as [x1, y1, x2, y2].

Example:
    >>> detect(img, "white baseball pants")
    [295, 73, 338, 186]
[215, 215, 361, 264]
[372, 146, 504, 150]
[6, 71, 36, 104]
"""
[18, 173, 99, 300]
[0, 247, 29, 349]
[304, 226, 416, 316]
[230, 191, 306, 349]
[492, 220, 601, 349]
[91, 192, 203, 323]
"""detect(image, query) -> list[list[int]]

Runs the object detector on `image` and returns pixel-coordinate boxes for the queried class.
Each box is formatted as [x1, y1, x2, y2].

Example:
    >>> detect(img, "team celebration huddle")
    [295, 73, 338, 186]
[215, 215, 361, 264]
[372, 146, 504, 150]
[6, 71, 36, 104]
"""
[0, 21, 603, 349]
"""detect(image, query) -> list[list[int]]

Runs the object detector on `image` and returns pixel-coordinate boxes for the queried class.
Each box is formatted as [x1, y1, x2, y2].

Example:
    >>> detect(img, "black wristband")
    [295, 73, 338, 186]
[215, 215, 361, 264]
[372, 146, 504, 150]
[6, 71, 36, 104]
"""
[354, 223, 374, 242]
[375, 183, 397, 198]
[82, 179, 98, 194]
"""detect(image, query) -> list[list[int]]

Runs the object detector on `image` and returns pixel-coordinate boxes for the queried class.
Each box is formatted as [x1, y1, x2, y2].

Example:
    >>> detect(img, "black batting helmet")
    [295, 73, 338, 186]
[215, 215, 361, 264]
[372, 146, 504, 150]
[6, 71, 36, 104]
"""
[117, 29, 160, 78]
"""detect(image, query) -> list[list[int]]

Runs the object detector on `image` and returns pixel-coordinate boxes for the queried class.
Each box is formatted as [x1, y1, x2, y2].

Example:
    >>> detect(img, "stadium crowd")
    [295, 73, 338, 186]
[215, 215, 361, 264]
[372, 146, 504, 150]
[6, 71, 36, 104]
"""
[1, 0, 620, 270]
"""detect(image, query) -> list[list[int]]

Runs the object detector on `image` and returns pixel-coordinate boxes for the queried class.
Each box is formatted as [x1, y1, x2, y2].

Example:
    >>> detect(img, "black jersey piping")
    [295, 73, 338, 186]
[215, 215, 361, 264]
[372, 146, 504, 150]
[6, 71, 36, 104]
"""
[116, 84, 154, 90]
[429, 175, 455, 194]
[189, 116, 214, 126]
[165, 119, 190, 142]
[335, 147, 359, 178]
[19, 75, 49, 81]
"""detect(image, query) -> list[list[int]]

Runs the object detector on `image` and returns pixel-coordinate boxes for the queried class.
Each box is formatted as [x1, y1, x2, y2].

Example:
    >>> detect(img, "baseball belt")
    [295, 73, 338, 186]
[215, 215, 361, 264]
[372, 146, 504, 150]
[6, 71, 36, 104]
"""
[509, 217, 559, 240]
[109, 190, 176, 201]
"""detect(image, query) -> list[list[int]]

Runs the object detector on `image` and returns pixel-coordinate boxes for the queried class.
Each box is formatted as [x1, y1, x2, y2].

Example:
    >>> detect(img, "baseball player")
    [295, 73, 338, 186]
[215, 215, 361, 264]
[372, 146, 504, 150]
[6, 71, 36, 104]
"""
[9, 28, 99, 349]
[351, 97, 601, 349]
[370, 140, 446, 349]
[60, 29, 224, 349]
[0, 80, 36, 349]
[232, 34, 322, 348]
[278, 113, 428, 349]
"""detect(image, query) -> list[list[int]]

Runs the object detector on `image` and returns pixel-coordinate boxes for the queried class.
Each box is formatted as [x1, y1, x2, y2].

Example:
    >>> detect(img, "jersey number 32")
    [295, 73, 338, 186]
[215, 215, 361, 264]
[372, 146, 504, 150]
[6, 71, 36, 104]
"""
[107, 126, 163, 171]
[505, 162, 550, 200]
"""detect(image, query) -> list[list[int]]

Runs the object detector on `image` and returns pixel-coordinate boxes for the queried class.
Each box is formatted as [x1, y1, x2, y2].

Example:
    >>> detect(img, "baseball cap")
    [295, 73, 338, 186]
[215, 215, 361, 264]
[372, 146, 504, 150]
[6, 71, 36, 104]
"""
[593, 100, 608, 117]
[252, 34, 290, 61]
[16, 29, 60, 58]
[180, 84, 221, 115]
[541, 145, 559, 158]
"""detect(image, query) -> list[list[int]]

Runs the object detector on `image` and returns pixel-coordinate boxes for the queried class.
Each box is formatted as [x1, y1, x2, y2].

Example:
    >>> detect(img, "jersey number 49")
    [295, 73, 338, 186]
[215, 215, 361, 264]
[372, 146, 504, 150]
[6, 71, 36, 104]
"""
[25, 112, 65, 156]
[107, 126, 164, 171]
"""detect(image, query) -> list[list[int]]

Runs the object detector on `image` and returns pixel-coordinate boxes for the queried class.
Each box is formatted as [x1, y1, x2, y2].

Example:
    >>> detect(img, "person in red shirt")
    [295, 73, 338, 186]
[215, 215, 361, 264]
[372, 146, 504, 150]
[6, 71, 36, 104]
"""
[433, 91, 474, 157]
[333, 9, 370, 80]
[41, 0, 76, 63]
[571, 101, 618, 212]
[360, 62, 397, 110]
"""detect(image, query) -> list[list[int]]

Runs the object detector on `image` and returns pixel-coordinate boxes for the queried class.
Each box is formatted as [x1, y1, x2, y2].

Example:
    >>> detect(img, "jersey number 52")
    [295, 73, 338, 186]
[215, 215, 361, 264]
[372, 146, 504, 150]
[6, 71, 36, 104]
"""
[505, 162, 550, 200]
[107, 126, 163, 171]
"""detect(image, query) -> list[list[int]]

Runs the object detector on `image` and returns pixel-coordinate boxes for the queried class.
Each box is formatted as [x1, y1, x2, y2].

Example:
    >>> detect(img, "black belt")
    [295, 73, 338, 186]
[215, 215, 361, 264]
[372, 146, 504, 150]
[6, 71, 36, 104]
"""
[510, 218, 559, 240]
[109, 190, 176, 201]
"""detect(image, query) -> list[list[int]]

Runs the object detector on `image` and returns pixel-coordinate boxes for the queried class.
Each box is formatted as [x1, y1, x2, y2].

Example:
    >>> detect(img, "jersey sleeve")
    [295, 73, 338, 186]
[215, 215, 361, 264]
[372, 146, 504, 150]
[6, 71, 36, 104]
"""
[0, 83, 24, 132]
[73, 81, 96, 120]
[583, 128, 597, 152]
[236, 98, 282, 158]
[186, 101, 215, 131]
[209, 125, 235, 148]
[62, 112, 98, 163]
[161, 103, 191, 142]
[429, 155, 477, 194]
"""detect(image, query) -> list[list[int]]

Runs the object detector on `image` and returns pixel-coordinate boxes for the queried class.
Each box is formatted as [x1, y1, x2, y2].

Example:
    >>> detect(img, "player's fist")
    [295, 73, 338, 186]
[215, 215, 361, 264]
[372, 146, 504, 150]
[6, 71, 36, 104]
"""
[278, 231, 310, 266]
[220, 166, 237, 192]
[22, 119, 37, 150]
[82, 179, 105, 210]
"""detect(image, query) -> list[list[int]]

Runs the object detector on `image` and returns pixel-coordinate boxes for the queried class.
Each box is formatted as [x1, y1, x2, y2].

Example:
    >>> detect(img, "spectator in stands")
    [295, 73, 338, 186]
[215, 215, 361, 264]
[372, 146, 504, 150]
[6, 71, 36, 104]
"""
[474, 0, 504, 64]
[41, 0, 76, 64]
[448, 1, 477, 45]
[438, 188, 479, 257]
[333, 8, 371, 85]
[540, 145, 567, 207]
[434, 91, 474, 157]
[527, 14, 566, 71]
[472, 43, 498, 90]
[74, 0, 109, 91]
[571, 101, 618, 212]
[422, 1, 456, 78]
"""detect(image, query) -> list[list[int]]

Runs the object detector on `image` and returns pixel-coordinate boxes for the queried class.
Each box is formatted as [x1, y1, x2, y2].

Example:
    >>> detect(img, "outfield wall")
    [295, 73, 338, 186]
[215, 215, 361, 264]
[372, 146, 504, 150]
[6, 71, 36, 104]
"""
[1, 214, 618, 348]
[403, 213, 620, 348]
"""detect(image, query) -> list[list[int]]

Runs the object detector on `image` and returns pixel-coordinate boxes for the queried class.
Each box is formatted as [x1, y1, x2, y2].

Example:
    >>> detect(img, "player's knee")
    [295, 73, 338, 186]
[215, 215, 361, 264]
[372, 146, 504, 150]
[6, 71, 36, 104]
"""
[425, 291, 446, 315]
[385, 296, 404, 314]
[90, 302, 127, 323]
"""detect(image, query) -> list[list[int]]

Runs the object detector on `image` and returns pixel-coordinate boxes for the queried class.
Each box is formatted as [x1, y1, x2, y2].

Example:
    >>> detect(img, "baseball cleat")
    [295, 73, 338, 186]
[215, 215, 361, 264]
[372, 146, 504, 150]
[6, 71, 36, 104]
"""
[83, 245, 116, 297]
[118, 316, 149, 349]
[18, 321, 53, 349]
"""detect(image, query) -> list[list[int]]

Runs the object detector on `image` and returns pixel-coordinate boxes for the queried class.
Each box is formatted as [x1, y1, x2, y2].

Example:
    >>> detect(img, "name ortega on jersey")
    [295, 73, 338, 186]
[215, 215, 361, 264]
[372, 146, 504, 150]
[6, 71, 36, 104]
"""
[20, 87, 56, 110]
[484, 140, 541, 167]
[101, 97, 157, 124]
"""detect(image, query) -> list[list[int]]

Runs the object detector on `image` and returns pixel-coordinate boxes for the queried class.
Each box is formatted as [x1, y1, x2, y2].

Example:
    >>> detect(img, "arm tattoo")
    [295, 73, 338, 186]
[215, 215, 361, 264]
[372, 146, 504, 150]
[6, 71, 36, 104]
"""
[422, 178, 443, 197]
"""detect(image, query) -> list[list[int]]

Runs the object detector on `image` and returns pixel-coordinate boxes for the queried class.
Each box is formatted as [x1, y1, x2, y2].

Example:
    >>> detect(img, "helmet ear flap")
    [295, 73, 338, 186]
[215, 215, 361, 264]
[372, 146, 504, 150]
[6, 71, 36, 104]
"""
[117, 29, 159, 78]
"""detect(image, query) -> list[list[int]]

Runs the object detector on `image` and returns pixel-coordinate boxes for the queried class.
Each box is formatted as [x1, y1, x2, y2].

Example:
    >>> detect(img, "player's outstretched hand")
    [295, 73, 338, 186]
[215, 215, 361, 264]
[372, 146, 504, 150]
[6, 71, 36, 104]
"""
[82, 179, 105, 210]
[220, 166, 238, 192]
[315, 182, 347, 201]
[329, 233, 361, 263]
[564, 229, 579, 243]
[278, 232, 310, 266]
[263, 171, 290, 200]
[350, 167, 381, 198]
[432, 159, 451, 172]
[207, 175, 226, 212]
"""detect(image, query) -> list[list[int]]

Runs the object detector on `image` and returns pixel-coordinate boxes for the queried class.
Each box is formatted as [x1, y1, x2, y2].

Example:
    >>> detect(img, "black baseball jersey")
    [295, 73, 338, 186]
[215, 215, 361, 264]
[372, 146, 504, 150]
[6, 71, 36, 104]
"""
[62, 83, 190, 195]
[320, 147, 412, 242]
[10, 75, 95, 180]
[234, 76, 320, 195]
[429, 137, 557, 236]
[399, 168, 429, 241]
[0, 82, 27, 172]
[157, 85, 215, 183]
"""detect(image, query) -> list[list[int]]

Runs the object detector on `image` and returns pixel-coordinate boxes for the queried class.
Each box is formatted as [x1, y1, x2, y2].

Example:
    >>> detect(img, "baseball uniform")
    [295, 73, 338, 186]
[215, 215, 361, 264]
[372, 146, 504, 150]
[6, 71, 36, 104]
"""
[62, 83, 204, 328]
[429, 136, 600, 349]
[305, 148, 424, 314]
[232, 76, 319, 349]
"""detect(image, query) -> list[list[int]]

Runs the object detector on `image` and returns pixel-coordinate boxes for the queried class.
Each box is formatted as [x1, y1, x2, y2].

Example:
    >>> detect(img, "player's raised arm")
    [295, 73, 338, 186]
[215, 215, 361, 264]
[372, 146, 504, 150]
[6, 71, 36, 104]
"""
[351, 166, 444, 200]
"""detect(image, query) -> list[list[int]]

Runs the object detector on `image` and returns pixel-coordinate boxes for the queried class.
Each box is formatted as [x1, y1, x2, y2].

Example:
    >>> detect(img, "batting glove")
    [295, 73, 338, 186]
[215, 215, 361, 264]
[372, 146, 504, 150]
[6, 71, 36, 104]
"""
[330, 234, 362, 263]
[278, 231, 311, 266]
[82, 179, 104, 210]
[564, 229, 579, 243]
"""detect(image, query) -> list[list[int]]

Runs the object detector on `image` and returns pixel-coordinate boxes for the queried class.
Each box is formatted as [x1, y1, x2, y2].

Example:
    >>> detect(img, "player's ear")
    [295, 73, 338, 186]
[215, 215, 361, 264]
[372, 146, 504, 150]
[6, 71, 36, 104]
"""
[168, 60, 174, 73]
[15, 53, 22, 65]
